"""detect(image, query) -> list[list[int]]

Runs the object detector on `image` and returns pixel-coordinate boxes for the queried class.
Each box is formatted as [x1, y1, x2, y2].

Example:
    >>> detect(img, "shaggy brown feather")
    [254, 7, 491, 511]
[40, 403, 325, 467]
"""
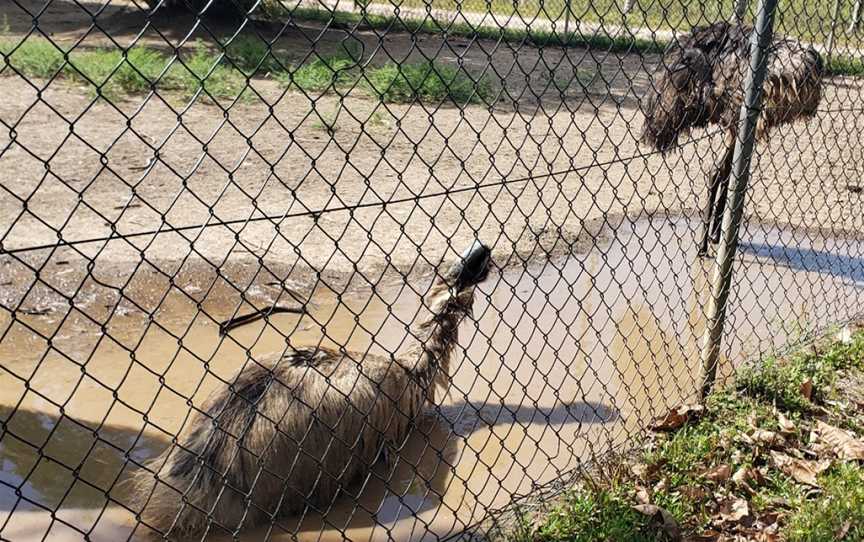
[641, 21, 823, 153]
[129, 256, 489, 537]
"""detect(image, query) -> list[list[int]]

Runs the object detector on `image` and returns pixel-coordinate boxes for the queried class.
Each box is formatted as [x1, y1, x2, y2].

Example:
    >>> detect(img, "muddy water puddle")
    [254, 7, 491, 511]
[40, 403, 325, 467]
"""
[2, 216, 863, 541]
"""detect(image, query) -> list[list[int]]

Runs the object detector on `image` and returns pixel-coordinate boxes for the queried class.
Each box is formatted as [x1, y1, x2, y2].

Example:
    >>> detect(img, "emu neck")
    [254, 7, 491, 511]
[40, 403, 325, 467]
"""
[402, 284, 471, 400]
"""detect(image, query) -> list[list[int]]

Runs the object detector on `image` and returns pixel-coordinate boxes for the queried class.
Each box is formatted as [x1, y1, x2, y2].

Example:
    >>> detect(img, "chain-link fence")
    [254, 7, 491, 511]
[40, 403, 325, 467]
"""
[1, 0, 863, 539]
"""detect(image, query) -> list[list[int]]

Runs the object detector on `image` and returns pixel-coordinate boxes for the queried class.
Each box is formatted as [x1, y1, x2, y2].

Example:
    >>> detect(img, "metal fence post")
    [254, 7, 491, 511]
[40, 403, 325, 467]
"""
[850, 0, 862, 32]
[622, 0, 637, 16]
[563, 0, 571, 43]
[827, 0, 843, 61]
[698, 0, 780, 399]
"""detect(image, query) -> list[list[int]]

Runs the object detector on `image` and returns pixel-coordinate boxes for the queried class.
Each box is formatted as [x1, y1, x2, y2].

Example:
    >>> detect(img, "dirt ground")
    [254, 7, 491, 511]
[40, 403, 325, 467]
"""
[2, 0, 862, 299]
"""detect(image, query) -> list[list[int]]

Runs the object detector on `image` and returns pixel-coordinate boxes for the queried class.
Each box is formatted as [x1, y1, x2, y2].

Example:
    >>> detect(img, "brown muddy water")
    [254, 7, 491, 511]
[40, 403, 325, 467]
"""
[1, 216, 863, 541]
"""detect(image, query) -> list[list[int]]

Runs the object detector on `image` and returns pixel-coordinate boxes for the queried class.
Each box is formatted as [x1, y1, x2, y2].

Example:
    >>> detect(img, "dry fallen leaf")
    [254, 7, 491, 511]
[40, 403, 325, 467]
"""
[808, 435, 833, 458]
[752, 429, 784, 447]
[771, 451, 830, 487]
[703, 464, 732, 482]
[632, 504, 682, 541]
[631, 462, 649, 479]
[678, 485, 708, 501]
[635, 485, 651, 505]
[835, 519, 851, 540]
[777, 412, 796, 434]
[747, 412, 760, 429]
[758, 511, 781, 527]
[651, 404, 704, 432]
[732, 467, 751, 485]
[800, 379, 813, 401]
[732, 467, 761, 495]
[815, 420, 864, 460]
[729, 529, 779, 542]
[684, 531, 720, 542]
[753, 467, 768, 484]
[717, 497, 750, 523]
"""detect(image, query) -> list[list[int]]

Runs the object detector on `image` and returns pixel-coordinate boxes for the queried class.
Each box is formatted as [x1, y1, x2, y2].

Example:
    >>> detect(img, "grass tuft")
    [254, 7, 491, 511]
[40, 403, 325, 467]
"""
[176, 41, 245, 98]
[281, 52, 359, 92]
[225, 34, 282, 75]
[530, 485, 656, 542]
[1, 37, 246, 99]
[364, 60, 493, 104]
[786, 462, 864, 542]
[737, 331, 864, 411]
[1, 38, 66, 78]
[827, 55, 864, 77]
[65, 47, 175, 96]
[311, 106, 343, 134]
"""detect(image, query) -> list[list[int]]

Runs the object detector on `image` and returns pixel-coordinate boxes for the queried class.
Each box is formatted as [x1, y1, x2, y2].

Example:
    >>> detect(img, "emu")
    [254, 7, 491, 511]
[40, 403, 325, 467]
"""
[640, 21, 823, 256]
[130, 241, 492, 537]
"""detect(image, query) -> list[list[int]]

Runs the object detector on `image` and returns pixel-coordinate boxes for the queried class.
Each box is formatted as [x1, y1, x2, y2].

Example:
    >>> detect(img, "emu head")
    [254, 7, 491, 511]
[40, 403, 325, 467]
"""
[640, 46, 713, 153]
[427, 240, 491, 315]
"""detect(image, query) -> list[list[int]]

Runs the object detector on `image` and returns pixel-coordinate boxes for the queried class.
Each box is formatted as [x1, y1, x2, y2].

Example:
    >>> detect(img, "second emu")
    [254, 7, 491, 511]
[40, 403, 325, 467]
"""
[640, 21, 823, 255]
[130, 241, 492, 537]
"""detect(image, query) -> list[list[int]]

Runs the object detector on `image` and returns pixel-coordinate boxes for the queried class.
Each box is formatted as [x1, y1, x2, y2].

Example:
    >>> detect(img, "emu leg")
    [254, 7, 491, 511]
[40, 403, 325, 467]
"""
[698, 137, 736, 257]
[709, 145, 736, 245]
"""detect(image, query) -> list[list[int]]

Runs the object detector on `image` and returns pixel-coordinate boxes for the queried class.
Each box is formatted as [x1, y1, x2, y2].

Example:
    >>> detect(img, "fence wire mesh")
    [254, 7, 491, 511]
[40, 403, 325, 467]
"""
[0, 0, 863, 540]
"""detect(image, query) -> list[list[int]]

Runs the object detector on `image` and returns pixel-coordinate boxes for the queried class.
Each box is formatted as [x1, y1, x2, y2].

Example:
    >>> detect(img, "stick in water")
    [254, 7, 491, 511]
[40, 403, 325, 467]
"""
[219, 306, 306, 336]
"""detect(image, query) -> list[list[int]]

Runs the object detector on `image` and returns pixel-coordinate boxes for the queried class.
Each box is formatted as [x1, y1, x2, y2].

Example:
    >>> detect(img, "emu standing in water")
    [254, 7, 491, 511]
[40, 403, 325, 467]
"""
[640, 21, 823, 255]
[131, 241, 492, 537]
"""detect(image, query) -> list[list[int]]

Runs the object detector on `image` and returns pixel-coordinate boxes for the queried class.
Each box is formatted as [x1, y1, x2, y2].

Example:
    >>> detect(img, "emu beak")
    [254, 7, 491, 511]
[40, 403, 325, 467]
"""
[449, 240, 491, 289]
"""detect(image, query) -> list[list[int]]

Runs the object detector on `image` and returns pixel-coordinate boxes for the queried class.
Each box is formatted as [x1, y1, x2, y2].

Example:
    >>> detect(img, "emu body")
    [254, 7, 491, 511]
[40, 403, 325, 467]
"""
[640, 21, 823, 255]
[130, 242, 491, 537]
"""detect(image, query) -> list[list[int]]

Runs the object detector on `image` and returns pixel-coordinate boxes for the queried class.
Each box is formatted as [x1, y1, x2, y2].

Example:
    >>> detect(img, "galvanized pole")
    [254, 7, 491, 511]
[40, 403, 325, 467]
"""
[850, 0, 862, 32]
[827, 0, 843, 61]
[563, 0, 571, 43]
[622, 0, 637, 16]
[698, 0, 780, 399]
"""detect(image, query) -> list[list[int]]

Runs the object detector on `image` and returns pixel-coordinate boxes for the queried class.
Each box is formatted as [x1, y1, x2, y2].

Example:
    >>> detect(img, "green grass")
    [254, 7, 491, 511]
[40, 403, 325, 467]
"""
[364, 60, 493, 104]
[786, 463, 864, 542]
[225, 34, 284, 74]
[1, 34, 495, 104]
[827, 54, 864, 77]
[737, 330, 864, 412]
[65, 47, 175, 96]
[274, 41, 495, 104]
[494, 326, 864, 542]
[529, 485, 657, 542]
[177, 41, 246, 98]
[0, 38, 65, 78]
[0, 37, 248, 99]
[311, 106, 343, 134]
[279, 50, 361, 92]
